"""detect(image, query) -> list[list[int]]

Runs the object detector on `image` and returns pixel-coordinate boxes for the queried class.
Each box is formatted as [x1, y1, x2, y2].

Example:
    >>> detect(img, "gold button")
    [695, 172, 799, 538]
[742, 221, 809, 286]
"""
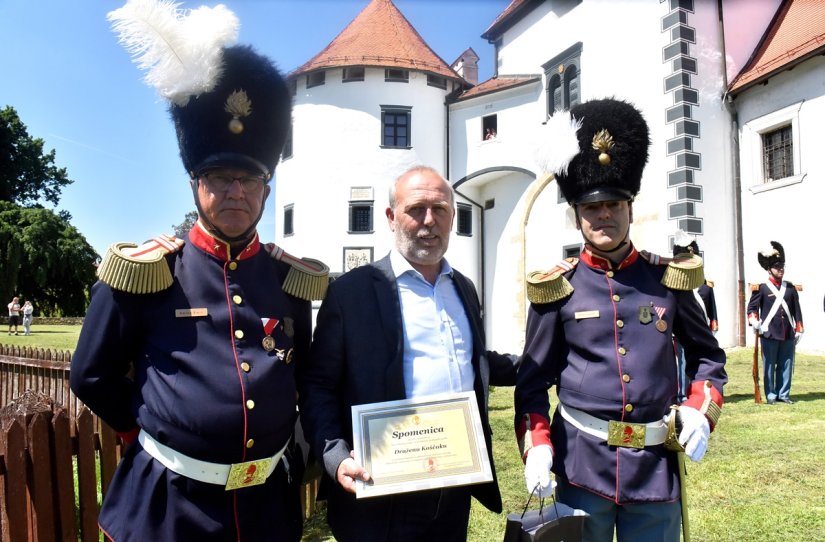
[625, 404, 633, 412]
[233, 295, 242, 305]
[622, 374, 631, 383]
[246, 439, 255, 449]
[613, 294, 620, 302]
[607, 271, 614, 278]
[246, 399, 255, 410]
[618, 347, 627, 355]
[229, 262, 238, 270]
[616, 320, 624, 328]
[235, 330, 244, 339]
[241, 362, 251, 372]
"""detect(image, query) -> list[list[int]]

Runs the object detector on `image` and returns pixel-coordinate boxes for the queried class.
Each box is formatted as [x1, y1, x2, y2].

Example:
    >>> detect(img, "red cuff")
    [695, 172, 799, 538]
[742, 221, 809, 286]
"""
[118, 427, 140, 446]
[682, 380, 723, 431]
[795, 322, 804, 333]
[516, 412, 552, 461]
[709, 320, 718, 332]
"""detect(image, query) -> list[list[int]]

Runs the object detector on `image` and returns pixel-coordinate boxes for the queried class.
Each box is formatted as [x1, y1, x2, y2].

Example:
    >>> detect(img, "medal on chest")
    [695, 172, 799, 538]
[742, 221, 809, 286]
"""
[261, 317, 279, 351]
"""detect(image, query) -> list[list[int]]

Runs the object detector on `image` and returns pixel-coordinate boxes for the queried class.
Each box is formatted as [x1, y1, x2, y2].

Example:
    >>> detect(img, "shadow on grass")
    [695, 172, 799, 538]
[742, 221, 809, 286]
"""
[724, 391, 825, 404]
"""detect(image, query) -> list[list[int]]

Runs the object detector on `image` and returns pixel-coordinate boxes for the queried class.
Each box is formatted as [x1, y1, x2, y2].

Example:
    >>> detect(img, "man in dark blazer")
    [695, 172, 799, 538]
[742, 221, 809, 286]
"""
[299, 166, 518, 542]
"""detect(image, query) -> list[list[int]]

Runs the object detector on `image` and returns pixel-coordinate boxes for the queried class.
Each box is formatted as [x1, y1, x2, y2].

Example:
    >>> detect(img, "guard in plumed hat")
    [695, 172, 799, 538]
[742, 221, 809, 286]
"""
[70, 2, 328, 540]
[672, 230, 719, 402]
[747, 241, 804, 404]
[516, 98, 727, 541]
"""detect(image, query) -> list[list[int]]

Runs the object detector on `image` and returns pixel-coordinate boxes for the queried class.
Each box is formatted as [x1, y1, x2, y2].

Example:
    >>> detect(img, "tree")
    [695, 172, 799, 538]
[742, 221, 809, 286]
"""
[0, 106, 73, 206]
[0, 202, 98, 316]
[172, 210, 198, 238]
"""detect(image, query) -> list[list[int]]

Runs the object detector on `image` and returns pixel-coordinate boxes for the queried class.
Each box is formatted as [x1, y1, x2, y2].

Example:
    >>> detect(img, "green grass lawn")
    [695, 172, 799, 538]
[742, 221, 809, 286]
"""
[15, 327, 823, 540]
[305, 347, 825, 541]
[2, 323, 81, 352]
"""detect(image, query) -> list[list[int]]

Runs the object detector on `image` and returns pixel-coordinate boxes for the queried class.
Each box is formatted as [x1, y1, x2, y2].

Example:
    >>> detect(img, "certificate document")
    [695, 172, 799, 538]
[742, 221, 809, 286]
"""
[351, 391, 493, 498]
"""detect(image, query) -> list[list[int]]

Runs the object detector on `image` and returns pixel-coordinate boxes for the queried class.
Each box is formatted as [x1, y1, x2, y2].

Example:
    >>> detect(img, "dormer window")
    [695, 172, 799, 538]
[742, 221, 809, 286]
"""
[385, 69, 409, 83]
[343, 67, 365, 82]
[427, 74, 447, 89]
[306, 71, 325, 89]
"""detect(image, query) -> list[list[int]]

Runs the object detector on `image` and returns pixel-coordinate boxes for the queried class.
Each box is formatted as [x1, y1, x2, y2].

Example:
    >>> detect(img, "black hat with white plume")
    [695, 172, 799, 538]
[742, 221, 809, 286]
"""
[535, 98, 650, 204]
[758, 241, 785, 270]
[108, 0, 290, 180]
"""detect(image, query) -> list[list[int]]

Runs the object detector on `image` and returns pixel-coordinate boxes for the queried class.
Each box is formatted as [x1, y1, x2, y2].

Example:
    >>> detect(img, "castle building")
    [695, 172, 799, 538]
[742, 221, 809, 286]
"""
[277, 0, 825, 354]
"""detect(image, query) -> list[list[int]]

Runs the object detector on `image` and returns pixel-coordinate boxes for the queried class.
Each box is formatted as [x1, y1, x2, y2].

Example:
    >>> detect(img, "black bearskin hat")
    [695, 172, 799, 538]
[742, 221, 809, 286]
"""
[108, 1, 290, 180]
[758, 241, 785, 270]
[673, 229, 699, 257]
[538, 98, 650, 205]
[171, 45, 291, 179]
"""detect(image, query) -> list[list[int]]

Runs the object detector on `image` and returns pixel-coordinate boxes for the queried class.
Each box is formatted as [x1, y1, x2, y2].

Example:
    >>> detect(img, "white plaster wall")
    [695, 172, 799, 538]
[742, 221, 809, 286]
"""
[735, 55, 825, 354]
[451, 0, 743, 348]
[275, 66, 452, 272]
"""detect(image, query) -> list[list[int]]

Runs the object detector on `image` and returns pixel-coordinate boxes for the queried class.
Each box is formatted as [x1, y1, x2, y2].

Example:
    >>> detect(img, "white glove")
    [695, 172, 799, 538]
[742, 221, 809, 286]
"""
[524, 444, 555, 498]
[678, 406, 710, 462]
[750, 319, 762, 334]
[795, 332, 802, 345]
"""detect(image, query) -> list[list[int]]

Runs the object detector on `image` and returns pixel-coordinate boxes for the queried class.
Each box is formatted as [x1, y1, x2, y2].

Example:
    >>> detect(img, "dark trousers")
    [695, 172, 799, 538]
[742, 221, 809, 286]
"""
[385, 486, 472, 542]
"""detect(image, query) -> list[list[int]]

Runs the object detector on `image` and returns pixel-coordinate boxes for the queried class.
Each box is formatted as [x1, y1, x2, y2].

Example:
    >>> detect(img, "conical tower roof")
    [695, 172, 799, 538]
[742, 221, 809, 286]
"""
[291, 0, 462, 81]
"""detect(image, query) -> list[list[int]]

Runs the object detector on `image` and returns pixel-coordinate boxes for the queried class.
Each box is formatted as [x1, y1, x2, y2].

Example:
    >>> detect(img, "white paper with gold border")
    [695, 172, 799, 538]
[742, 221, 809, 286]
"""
[351, 391, 493, 499]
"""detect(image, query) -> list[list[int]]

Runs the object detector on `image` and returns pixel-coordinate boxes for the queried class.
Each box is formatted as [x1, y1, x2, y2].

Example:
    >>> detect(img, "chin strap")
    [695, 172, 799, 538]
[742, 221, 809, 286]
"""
[190, 178, 265, 246]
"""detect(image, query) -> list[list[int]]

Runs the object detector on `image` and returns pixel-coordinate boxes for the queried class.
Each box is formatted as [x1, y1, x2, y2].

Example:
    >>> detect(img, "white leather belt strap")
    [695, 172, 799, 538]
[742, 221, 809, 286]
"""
[558, 403, 668, 446]
[138, 429, 287, 486]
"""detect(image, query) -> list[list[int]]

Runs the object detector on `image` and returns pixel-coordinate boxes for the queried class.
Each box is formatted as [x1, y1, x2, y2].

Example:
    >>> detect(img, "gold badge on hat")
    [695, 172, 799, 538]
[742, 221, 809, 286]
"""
[225, 89, 252, 134]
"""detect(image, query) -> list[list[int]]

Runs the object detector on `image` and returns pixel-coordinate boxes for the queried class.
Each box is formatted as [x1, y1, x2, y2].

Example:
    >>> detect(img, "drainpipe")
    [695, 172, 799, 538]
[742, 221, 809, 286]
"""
[453, 187, 486, 320]
[719, 0, 746, 346]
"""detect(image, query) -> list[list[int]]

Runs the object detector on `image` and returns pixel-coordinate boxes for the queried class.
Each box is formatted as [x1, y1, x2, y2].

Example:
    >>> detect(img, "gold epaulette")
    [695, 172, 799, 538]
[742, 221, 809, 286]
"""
[640, 250, 704, 291]
[795, 283, 803, 292]
[750, 283, 760, 292]
[97, 235, 184, 294]
[265, 244, 330, 301]
[706, 280, 714, 288]
[526, 257, 577, 304]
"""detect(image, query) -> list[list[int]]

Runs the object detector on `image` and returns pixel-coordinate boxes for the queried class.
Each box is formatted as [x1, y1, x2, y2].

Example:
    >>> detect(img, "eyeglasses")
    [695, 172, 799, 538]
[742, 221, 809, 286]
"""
[200, 172, 266, 193]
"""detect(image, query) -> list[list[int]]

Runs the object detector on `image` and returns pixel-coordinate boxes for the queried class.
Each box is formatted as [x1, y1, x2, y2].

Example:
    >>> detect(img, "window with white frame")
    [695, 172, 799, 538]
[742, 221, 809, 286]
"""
[745, 101, 805, 193]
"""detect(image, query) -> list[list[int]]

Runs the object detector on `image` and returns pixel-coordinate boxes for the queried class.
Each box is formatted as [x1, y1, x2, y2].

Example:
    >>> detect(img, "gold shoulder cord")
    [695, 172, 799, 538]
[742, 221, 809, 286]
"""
[97, 235, 185, 294]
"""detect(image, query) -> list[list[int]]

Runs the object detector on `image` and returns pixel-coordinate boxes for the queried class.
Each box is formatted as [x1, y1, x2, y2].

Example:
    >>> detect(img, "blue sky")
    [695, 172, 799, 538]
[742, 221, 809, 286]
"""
[0, 0, 506, 256]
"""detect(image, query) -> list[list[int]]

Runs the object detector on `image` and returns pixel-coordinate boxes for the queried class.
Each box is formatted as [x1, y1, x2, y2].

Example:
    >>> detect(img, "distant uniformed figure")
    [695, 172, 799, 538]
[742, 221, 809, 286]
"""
[515, 99, 727, 542]
[70, 2, 328, 541]
[672, 231, 719, 401]
[747, 242, 803, 404]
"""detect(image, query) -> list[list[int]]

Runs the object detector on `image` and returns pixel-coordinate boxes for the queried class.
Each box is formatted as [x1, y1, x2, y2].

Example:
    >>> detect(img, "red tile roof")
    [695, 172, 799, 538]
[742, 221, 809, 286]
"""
[454, 75, 541, 101]
[482, 0, 532, 41]
[728, 0, 825, 94]
[290, 0, 461, 81]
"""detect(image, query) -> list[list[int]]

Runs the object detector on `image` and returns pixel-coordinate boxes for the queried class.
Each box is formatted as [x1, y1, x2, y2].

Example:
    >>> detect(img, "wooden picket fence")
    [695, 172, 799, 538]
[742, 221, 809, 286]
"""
[0, 346, 321, 542]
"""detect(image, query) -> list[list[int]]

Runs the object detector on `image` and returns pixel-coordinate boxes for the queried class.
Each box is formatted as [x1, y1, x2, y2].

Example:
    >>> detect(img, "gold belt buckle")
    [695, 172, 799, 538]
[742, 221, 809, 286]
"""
[225, 458, 273, 491]
[607, 421, 646, 449]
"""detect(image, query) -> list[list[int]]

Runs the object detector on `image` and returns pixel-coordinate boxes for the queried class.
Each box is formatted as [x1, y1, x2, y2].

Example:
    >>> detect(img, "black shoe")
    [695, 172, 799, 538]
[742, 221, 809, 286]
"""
[767, 399, 776, 405]
[779, 398, 794, 404]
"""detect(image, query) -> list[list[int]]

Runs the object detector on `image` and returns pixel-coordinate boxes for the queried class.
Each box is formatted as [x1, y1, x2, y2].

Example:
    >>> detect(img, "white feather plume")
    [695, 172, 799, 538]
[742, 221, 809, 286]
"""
[673, 229, 694, 248]
[759, 244, 779, 258]
[108, 0, 239, 106]
[533, 110, 583, 176]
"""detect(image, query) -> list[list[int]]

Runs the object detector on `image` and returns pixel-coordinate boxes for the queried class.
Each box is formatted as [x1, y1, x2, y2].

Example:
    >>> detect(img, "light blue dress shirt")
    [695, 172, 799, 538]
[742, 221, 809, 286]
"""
[389, 250, 475, 398]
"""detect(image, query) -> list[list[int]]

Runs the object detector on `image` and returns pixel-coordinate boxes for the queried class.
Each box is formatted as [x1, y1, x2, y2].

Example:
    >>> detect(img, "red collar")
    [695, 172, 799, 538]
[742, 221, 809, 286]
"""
[580, 245, 638, 271]
[189, 222, 260, 261]
[768, 276, 782, 287]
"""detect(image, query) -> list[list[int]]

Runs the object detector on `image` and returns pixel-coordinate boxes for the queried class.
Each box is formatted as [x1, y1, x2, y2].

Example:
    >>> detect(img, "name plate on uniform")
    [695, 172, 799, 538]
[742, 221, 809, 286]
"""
[351, 392, 493, 499]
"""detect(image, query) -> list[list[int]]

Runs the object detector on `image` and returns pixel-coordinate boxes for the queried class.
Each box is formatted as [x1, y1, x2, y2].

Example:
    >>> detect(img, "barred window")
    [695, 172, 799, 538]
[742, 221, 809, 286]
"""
[349, 203, 373, 233]
[283, 205, 294, 236]
[457, 203, 472, 236]
[762, 125, 793, 182]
